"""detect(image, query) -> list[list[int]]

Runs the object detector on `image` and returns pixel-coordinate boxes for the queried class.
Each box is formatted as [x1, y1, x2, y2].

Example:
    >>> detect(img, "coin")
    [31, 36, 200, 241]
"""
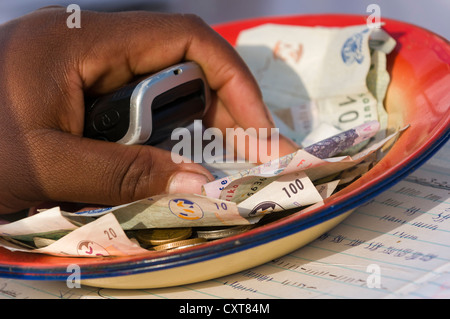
[153, 237, 206, 251]
[195, 225, 254, 240]
[136, 228, 192, 246]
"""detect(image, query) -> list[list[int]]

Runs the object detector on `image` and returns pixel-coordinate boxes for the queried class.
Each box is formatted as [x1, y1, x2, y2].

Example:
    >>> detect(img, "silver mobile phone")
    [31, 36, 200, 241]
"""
[83, 62, 211, 145]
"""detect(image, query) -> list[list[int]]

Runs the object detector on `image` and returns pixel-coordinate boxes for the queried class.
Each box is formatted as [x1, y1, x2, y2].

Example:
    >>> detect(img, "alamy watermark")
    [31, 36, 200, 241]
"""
[366, 263, 382, 288]
[366, 4, 382, 29]
[66, 4, 81, 28]
[170, 120, 280, 164]
[65, 3, 382, 31]
[66, 264, 81, 288]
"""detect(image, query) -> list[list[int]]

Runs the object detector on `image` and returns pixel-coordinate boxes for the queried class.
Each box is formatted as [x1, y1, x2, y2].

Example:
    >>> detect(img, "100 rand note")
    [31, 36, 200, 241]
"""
[236, 24, 396, 145]
[205, 125, 406, 215]
[203, 120, 380, 198]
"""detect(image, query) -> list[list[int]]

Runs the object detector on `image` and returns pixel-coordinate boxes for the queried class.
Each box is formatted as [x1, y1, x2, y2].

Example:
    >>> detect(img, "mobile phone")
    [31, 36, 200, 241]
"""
[83, 62, 211, 145]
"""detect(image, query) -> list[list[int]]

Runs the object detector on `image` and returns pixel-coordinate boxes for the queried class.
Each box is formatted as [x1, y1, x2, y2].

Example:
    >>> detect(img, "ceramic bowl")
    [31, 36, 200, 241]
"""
[0, 14, 448, 289]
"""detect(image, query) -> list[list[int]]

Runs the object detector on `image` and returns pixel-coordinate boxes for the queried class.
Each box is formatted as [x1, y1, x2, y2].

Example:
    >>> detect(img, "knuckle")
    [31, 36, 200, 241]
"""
[178, 13, 210, 34]
[106, 148, 154, 203]
[181, 13, 207, 26]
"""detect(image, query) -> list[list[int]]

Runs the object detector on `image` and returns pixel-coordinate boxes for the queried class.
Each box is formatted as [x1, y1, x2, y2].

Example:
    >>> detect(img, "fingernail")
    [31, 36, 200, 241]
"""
[168, 172, 210, 194]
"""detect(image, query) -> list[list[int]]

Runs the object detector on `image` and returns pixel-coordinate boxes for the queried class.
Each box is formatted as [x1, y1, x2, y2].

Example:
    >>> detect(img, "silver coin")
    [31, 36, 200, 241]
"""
[195, 225, 254, 240]
[153, 237, 206, 251]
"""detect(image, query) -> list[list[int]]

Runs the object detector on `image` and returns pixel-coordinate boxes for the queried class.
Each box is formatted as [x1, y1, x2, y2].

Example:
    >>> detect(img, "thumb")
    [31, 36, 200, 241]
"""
[33, 131, 213, 206]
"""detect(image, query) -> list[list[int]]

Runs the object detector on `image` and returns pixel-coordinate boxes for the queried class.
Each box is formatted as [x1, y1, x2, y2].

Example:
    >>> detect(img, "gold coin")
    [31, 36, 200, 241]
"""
[136, 228, 192, 246]
[153, 237, 206, 251]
